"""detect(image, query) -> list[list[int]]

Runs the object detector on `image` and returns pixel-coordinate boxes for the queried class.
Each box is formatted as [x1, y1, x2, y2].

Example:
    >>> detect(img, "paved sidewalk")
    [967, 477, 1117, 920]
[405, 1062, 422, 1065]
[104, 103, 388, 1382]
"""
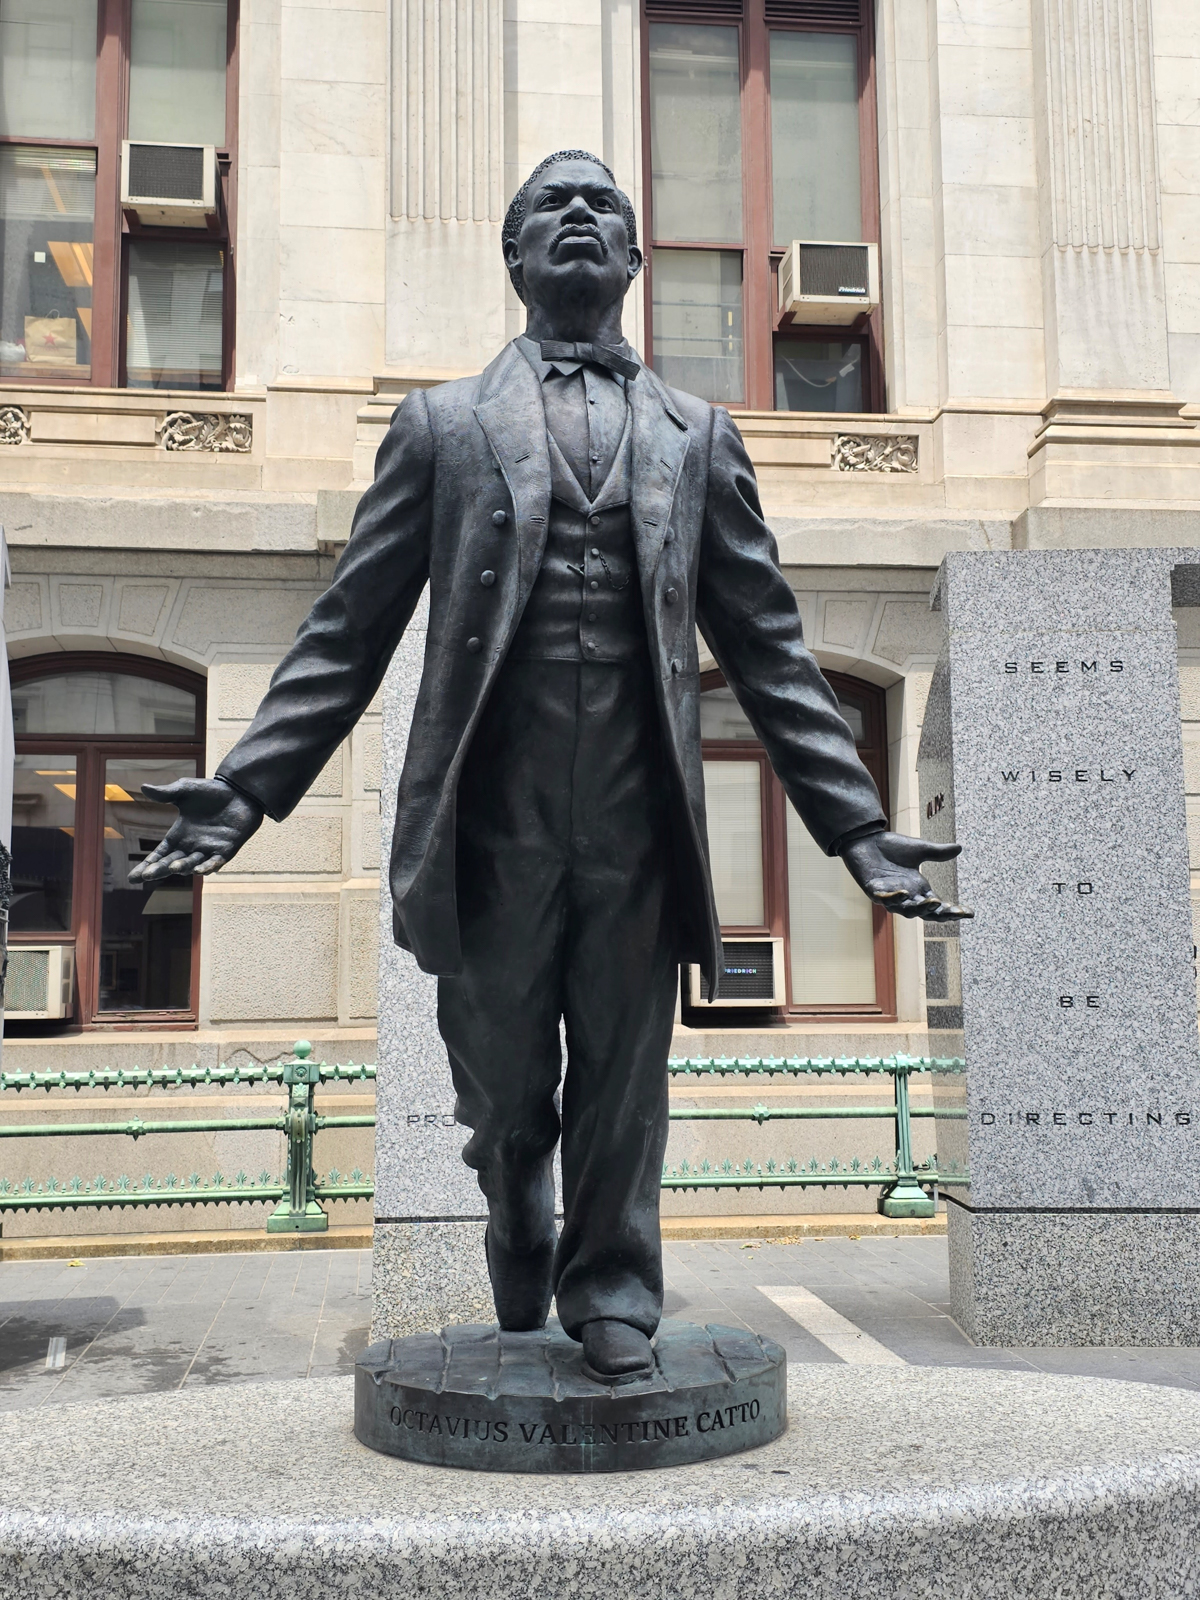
[3, 1236, 1200, 1412]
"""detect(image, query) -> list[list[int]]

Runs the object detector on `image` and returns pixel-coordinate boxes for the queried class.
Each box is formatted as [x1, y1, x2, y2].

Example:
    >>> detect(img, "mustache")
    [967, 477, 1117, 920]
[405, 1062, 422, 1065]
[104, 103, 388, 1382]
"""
[549, 223, 607, 257]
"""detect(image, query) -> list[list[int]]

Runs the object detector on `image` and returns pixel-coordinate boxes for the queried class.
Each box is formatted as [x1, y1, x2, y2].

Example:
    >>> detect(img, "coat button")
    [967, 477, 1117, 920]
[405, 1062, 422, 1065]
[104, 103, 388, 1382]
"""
[590, 546, 600, 556]
[664, 587, 678, 605]
[480, 570, 496, 587]
[589, 579, 599, 590]
[466, 637, 482, 654]
[664, 531, 675, 544]
[492, 510, 507, 526]
[586, 641, 597, 652]
[589, 513, 601, 527]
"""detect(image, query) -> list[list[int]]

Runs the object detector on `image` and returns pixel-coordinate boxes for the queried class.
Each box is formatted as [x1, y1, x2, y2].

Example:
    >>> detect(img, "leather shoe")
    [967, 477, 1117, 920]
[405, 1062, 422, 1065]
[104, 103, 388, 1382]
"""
[580, 1319, 655, 1383]
[485, 1224, 554, 1332]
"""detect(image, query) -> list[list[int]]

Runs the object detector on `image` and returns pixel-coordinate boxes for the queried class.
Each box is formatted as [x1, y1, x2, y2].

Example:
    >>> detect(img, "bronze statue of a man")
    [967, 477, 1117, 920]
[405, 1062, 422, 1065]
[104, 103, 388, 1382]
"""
[132, 151, 967, 1383]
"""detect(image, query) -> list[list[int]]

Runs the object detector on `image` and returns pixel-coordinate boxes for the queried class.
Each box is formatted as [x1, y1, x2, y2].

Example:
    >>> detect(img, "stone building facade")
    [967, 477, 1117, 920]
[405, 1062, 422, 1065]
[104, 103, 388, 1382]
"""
[1, 0, 1199, 1094]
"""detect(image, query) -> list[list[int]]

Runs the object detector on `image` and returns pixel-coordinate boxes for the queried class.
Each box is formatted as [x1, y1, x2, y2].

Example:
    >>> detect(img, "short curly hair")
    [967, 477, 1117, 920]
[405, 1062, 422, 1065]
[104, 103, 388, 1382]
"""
[502, 150, 639, 303]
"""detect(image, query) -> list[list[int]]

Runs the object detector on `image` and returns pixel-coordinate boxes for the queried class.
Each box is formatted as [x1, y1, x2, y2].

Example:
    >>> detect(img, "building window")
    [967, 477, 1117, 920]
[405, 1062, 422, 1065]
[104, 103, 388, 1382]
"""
[0, 0, 236, 391]
[643, 0, 879, 413]
[696, 668, 894, 1016]
[0, 146, 97, 379]
[9, 656, 206, 1029]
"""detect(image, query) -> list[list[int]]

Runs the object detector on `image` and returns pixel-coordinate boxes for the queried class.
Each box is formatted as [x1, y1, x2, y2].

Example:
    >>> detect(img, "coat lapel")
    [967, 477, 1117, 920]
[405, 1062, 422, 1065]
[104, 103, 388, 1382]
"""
[473, 343, 553, 606]
[628, 363, 690, 610]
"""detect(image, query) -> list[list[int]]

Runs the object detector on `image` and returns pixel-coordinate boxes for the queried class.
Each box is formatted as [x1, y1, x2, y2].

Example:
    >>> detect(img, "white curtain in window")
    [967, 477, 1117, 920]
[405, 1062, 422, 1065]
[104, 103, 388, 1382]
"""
[703, 760, 764, 927]
[786, 805, 876, 1004]
[0, 0, 97, 141]
[129, 0, 228, 146]
[770, 32, 861, 245]
[648, 23, 743, 245]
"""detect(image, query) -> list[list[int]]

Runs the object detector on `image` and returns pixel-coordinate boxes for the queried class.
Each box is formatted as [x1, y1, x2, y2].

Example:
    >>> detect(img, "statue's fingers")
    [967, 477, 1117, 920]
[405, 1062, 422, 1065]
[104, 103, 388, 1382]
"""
[918, 840, 962, 863]
[137, 849, 190, 882]
[889, 891, 943, 918]
[195, 855, 226, 876]
[168, 851, 208, 876]
[128, 841, 171, 880]
[926, 901, 974, 921]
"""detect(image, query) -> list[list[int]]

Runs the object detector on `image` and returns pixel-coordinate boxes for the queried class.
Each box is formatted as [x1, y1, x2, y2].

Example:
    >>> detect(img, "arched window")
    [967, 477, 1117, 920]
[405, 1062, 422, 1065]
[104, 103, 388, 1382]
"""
[9, 654, 206, 1028]
[698, 667, 894, 1016]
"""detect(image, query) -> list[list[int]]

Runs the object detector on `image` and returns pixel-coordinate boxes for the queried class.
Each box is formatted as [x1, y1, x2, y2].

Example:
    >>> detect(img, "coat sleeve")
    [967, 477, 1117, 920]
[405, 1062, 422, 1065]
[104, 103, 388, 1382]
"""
[695, 405, 887, 854]
[216, 389, 435, 821]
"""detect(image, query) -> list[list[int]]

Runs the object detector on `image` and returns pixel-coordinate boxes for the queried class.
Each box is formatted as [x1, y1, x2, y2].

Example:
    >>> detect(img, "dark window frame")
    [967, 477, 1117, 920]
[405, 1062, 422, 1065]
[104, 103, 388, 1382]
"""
[0, 0, 239, 392]
[640, 0, 881, 413]
[698, 665, 896, 1018]
[9, 652, 207, 1030]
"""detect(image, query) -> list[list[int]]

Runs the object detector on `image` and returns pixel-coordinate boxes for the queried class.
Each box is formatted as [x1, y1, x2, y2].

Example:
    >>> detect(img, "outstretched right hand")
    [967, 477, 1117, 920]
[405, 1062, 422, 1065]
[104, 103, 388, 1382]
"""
[128, 778, 264, 882]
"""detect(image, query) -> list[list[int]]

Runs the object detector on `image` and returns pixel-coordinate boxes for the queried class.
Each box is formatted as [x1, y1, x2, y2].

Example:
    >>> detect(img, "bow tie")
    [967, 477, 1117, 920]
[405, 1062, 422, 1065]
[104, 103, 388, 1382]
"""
[539, 341, 640, 381]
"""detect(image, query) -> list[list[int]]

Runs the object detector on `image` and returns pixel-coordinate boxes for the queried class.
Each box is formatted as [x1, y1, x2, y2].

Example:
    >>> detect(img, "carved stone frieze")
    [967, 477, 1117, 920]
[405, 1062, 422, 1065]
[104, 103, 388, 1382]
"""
[834, 434, 918, 473]
[0, 405, 30, 445]
[159, 412, 252, 453]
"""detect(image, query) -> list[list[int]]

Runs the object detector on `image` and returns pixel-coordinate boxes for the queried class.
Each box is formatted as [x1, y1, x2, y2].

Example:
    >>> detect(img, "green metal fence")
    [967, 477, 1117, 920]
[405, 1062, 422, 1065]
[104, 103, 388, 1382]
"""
[0, 1046, 963, 1230]
[0, 1043, 374, 1233]
[666, 1054, 964, 1218]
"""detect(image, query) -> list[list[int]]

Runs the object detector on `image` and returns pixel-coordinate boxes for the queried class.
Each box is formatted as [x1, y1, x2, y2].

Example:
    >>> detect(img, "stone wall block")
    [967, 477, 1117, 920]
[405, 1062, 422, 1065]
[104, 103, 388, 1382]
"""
[171, 585, 319, 660]
[5, 582, 45, 637]
[205, 896, 341, 1021]
[212, 661, 278, 720]
[345, 890, 380, 1022]
[115, 584, 171, 638]
[355, 724, 382, 792]
[228, 813, 346, 875]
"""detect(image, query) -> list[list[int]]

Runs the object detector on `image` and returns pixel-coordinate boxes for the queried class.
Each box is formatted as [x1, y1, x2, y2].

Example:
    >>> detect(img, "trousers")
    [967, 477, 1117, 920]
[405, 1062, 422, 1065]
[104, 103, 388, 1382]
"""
[438, 656, 678, 1339]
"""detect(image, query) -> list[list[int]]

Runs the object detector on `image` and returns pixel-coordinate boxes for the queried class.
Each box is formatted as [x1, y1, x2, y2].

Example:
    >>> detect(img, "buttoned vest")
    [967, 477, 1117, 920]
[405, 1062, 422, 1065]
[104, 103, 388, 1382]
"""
[508, 406, 647, 664]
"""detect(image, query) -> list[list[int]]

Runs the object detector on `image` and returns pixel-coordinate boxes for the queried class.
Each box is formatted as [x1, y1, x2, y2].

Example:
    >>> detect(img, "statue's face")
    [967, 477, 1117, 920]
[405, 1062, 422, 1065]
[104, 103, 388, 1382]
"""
[508, 158, 642, 313]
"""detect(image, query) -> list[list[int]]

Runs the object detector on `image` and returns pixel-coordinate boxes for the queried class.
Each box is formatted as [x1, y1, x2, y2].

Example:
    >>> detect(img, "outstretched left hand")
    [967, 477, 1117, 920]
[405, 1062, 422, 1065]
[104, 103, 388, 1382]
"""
[840, 832, 973, 921]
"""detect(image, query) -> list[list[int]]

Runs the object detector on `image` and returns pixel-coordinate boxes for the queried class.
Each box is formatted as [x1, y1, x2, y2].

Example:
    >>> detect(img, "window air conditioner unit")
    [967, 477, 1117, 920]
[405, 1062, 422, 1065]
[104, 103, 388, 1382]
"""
[778, 241, 879, 325]
[6, 944, 75, 1021]
[688, 938, 785, 1008]
[120, 141, 218, 228]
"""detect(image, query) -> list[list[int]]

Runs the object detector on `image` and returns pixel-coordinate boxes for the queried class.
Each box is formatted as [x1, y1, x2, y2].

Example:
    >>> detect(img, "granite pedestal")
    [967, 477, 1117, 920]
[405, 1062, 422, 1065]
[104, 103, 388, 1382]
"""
[919, 548, 1200, 1344]
[372, 604, 494, 1339]
[5, 1369, 1200, 1597]
[354, 1319, 786, 1472]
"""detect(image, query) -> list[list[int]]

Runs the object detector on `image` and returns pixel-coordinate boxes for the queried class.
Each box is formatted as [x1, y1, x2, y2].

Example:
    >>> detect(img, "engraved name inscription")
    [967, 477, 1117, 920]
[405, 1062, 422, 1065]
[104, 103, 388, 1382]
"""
[406, 1112, 457, 1127]
[387, 1399, 763, 1445]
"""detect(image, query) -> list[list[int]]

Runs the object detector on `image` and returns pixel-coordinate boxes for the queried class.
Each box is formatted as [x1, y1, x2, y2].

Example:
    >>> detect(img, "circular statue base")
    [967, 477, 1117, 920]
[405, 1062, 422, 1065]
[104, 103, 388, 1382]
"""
[354, 1318, 786, 1473]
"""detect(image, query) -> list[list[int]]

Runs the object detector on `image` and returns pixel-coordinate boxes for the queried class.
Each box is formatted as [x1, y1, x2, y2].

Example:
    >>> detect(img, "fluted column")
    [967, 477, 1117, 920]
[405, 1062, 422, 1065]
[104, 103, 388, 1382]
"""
[392, 0, 503, 226]
[1034, 0, 1171, 392]
[386, 0, 507, 372]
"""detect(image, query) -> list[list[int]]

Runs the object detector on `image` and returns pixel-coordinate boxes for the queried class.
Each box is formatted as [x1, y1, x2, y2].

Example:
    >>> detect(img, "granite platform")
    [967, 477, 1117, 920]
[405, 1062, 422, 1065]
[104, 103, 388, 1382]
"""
[3, 1368, 1200, 1597]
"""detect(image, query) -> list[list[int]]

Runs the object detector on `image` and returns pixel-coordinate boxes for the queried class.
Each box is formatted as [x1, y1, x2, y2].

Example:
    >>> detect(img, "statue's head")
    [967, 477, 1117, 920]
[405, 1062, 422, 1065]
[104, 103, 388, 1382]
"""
[502, 151, 642, 318]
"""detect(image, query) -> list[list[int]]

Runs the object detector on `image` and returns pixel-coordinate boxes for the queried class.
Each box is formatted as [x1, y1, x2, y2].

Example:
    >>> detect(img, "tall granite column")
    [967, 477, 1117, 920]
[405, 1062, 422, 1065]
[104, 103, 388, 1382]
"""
[919, 548, 1200, 1345]
[371, 594, 493, 1339]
